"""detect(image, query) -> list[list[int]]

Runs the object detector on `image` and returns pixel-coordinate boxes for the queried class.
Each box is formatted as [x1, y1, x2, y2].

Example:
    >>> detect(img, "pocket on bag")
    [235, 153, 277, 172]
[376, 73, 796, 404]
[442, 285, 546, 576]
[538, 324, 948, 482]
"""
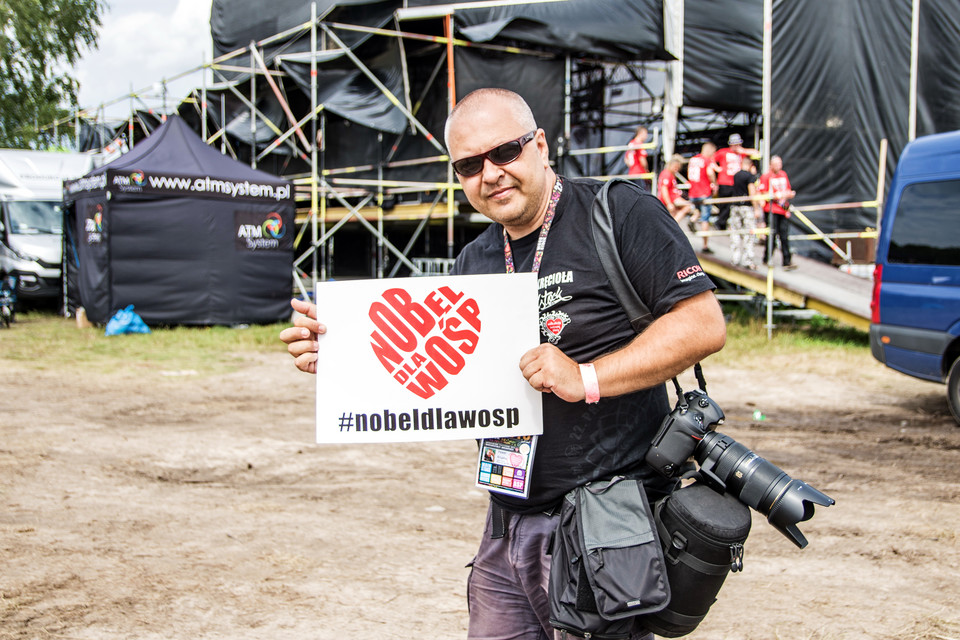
[579, 478, 670, 619]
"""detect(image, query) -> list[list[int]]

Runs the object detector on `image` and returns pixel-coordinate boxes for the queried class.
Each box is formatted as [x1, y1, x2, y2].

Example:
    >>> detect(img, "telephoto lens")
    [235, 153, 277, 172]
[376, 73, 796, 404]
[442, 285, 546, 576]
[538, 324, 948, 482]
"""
[694, 431, 835, 548]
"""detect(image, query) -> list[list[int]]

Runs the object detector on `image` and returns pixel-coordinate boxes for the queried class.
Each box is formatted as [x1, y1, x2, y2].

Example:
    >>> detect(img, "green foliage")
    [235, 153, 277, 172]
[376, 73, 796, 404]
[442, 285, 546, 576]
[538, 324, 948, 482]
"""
[0, 0, 104, 148]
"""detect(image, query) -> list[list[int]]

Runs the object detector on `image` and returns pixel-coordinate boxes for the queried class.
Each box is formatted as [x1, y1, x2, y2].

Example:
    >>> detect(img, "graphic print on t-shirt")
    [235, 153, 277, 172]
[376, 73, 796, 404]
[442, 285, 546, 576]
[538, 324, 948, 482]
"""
[537, 269, 575, 344]
[540, 310, 570, 344]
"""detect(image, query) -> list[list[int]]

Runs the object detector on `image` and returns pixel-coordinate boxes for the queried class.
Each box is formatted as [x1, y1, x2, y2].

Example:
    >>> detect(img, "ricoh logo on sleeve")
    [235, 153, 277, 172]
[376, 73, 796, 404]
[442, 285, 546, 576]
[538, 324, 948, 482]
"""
[676, 265, 705, 282]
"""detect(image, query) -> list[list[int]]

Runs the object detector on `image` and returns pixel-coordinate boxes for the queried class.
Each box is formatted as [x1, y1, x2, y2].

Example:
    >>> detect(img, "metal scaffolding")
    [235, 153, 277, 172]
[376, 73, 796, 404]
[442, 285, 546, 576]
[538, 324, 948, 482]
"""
[44, 0, 875, 313]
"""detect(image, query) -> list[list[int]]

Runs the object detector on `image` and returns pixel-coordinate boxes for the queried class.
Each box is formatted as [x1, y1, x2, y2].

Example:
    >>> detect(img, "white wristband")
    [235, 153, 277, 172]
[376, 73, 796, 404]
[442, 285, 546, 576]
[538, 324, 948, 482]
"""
[579, 363, 600, 404]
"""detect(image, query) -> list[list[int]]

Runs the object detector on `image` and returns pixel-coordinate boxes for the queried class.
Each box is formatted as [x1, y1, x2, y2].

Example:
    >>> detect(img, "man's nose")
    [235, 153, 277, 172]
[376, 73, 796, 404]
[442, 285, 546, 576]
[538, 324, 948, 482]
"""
[480, 157, 504, 182]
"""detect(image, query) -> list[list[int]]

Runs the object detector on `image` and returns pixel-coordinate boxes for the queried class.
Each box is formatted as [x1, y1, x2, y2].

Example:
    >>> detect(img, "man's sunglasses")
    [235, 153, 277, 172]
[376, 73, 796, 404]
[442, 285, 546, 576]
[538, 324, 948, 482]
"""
[451, 131, 537, 177]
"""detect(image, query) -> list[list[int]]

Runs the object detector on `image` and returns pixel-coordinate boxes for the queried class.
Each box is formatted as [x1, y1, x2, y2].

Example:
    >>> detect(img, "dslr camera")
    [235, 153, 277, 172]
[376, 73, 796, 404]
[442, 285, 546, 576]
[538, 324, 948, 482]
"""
[645, 383, 834, 548]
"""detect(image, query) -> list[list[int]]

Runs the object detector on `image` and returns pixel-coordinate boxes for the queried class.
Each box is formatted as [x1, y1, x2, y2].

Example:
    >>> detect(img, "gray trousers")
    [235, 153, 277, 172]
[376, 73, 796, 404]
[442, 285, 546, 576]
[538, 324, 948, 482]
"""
[466, 501, 653, 640]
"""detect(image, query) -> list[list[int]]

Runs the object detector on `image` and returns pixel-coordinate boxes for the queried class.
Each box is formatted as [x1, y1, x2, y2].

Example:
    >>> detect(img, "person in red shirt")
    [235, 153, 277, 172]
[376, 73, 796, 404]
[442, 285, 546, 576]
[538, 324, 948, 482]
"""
[624, 125, 650, 190]
[757, 155, 797, 269]
[713, 133, 758, 230]
[687, 141, 718, 252]
[658, 154, 692, 224]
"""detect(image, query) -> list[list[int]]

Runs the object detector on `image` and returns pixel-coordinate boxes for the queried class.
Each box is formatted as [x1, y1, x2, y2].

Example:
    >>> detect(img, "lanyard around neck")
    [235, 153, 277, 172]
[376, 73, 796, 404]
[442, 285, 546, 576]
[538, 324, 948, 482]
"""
[503, 176, 563, 275]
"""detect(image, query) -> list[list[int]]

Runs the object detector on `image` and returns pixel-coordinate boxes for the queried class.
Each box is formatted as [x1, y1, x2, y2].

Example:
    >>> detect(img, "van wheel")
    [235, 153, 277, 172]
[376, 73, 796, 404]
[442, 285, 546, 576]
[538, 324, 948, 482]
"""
[948, 359, 960, 426]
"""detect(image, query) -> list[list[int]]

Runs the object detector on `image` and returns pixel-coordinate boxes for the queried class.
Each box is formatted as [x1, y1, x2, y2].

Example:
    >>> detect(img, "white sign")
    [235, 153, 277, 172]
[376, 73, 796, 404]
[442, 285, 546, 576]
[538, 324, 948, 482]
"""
[314, 273, 543, 444]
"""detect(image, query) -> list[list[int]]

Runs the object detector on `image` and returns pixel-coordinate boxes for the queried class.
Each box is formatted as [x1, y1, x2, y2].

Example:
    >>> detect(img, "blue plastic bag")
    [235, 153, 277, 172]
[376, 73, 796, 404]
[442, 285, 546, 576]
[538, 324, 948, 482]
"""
[104, 304, 151, 336]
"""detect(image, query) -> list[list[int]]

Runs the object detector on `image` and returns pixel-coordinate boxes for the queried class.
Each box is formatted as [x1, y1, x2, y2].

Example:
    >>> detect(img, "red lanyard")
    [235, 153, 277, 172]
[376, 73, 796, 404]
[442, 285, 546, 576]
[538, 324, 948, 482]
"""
[503, 177, 563, 275]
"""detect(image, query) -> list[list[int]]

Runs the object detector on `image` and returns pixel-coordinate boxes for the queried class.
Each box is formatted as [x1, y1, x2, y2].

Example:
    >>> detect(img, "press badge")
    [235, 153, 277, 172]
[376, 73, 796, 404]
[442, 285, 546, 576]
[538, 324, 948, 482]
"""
[476, 436, 537, 498]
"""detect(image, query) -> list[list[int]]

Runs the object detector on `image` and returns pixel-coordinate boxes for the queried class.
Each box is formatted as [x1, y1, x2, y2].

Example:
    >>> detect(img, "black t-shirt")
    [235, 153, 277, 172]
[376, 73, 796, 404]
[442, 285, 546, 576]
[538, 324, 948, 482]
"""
[453, 177, 716, 513]
[732, 170, 755, 199]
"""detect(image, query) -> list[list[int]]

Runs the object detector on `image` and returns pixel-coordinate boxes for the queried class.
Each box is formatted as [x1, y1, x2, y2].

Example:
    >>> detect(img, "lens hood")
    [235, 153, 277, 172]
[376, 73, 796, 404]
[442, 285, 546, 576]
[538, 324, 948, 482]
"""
[766, 480, 836, 548]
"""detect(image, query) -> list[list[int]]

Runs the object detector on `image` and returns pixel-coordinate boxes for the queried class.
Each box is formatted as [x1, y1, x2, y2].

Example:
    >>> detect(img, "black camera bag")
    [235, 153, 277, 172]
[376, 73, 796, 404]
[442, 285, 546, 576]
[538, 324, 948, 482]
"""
[638, 482, 751, 638]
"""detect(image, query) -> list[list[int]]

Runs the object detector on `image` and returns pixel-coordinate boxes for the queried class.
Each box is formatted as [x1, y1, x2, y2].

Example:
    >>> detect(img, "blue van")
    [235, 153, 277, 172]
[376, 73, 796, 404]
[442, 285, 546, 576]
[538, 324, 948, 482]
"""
[870, 130, 960, 424]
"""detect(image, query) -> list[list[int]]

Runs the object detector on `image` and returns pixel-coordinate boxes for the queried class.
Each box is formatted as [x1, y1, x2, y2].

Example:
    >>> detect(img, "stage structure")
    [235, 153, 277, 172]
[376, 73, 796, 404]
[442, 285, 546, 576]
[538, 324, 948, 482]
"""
[48, 0, 960, 295]
[184, 0, 693, 297]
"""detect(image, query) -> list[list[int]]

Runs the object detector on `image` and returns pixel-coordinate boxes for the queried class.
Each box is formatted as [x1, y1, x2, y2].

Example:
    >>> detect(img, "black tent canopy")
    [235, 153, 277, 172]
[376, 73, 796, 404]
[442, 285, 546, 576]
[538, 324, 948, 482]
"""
[63, 115, 295, 326]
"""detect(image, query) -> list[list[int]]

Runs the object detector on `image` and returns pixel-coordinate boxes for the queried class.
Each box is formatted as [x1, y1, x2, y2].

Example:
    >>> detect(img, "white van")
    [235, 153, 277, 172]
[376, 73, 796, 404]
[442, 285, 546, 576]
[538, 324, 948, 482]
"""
[0, 150, 95, 302]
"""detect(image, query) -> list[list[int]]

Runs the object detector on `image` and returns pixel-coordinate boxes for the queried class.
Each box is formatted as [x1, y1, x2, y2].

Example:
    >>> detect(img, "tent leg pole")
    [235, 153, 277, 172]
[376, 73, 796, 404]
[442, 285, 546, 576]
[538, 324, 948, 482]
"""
[250, 41, 257, 169]
[202, 53, 208, 142]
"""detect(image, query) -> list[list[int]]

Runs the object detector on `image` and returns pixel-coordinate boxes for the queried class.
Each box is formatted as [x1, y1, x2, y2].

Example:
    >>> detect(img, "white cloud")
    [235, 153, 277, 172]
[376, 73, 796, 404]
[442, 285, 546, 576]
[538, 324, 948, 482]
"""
[74, 0, 213, 117]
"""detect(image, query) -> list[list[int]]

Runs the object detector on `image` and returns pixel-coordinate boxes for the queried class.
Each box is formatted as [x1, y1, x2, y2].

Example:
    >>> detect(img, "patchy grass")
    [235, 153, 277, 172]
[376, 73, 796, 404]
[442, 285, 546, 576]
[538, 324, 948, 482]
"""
[1, 305, 872, 380]
[713, 304, 870, 369]
[0, 312, 288, 375]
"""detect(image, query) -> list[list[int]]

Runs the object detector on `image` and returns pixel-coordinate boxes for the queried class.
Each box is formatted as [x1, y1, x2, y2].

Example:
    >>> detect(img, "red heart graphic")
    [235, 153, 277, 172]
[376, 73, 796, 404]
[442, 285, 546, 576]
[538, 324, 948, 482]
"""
[545, 318, 563, 335]
[509, 453, 524, 468]
[369, 286, 482, 399]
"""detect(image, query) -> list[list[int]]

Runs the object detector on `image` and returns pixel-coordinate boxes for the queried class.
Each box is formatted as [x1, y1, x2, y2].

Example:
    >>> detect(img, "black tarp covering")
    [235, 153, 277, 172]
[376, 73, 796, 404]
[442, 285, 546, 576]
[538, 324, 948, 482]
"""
[200, 0, 960, 262]
[212, 0, 670, 66]
[63, 115, 294, 326]
[78, 120, 124, 153]
[211, 0, 397, 76]
[210, 0, 670, 145]
[683, 0, 762, 112]
[444, 0, 667, 60]
[769, 0, 960, 259]
[281, 37, 408, 135]
[453, 47, 564, 156]
[917, 1, 960, 136]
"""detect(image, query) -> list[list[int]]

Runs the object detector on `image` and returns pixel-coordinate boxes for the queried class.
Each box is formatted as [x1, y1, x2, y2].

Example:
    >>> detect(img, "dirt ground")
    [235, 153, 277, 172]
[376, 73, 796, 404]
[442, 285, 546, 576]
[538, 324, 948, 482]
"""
[2, 324, 960, 640]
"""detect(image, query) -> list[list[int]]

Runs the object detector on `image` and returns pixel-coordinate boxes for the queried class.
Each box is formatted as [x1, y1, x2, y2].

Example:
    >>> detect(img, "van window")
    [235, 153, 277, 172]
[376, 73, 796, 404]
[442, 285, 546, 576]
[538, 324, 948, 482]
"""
[5, 201, 62, 235]
[888, 179, 960, 265]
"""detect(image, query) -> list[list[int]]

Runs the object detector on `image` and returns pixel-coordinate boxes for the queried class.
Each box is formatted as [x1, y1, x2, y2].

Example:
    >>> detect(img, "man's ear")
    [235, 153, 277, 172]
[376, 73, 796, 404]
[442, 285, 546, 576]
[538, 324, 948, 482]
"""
[536, 129, 550, 167]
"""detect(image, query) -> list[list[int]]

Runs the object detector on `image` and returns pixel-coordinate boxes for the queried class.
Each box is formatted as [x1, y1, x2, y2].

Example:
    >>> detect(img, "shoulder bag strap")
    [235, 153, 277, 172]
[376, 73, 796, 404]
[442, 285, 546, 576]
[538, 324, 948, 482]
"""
[590, 178, 653, 333]
[590, 178, 708, 394]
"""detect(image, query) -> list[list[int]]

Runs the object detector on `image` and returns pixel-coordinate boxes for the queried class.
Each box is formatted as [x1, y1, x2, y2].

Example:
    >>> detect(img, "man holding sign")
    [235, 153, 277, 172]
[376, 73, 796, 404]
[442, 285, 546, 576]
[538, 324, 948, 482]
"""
[280, 88, 726, 639]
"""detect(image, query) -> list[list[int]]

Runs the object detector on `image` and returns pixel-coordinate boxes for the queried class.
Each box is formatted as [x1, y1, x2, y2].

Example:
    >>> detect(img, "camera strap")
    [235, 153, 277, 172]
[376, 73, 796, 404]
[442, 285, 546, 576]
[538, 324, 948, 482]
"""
[590, 179, 709, 397]
[671, 363, 707, 409]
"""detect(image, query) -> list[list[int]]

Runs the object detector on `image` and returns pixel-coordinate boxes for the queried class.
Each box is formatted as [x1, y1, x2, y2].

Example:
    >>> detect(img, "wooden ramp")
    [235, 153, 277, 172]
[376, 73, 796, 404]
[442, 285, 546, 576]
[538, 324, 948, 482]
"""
[689, 232, 873, 332]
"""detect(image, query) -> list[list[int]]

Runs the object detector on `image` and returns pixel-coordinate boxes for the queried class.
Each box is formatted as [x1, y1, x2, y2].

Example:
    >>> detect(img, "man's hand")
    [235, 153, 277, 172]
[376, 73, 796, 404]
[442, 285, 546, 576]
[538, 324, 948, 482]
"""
[278, 298, 325, 374]
[519, 343, 586, 403]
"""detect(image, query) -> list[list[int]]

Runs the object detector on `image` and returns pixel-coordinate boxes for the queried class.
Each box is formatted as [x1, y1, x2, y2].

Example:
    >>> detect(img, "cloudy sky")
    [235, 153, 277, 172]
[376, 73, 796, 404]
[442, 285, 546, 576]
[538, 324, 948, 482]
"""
[74, 0, 214, 119]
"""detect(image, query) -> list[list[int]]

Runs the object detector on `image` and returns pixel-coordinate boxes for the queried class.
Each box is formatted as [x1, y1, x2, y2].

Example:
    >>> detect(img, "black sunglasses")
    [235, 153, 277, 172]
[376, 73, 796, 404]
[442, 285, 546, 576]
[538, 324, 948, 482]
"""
[451, 131, 537, 177]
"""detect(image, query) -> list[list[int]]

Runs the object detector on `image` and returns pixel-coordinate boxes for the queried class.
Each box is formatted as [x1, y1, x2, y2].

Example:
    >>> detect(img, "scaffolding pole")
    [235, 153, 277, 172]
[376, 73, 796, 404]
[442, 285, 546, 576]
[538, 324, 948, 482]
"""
[311, 1, 321, 289]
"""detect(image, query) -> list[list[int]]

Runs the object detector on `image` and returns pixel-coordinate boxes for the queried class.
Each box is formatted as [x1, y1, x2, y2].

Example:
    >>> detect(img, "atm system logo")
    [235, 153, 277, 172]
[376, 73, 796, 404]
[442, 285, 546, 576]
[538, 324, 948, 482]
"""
[84, 204, 104, 244]
[235, 211, 287, 250]
[262, 212, 285, 239]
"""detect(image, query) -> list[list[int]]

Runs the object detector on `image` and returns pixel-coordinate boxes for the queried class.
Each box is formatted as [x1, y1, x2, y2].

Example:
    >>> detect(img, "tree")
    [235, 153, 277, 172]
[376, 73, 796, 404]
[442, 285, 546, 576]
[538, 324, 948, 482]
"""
[0, 0, 104, 148]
